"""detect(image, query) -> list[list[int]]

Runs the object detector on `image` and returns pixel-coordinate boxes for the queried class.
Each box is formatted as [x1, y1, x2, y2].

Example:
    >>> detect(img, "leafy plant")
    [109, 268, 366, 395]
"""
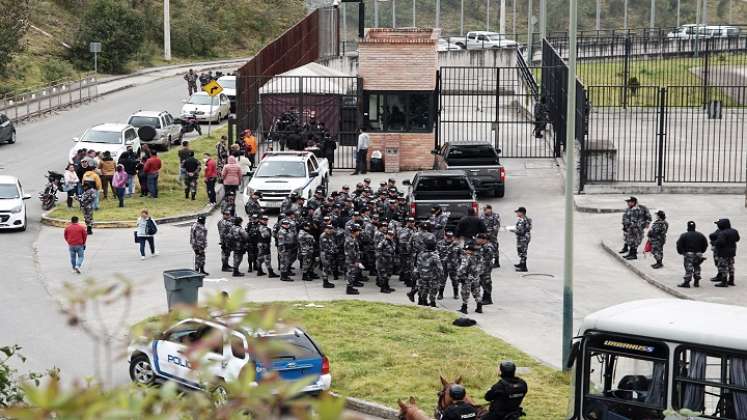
[0, 345, 47, 408]
[40, 58, 76, 83]
[0, 0, 31, 76]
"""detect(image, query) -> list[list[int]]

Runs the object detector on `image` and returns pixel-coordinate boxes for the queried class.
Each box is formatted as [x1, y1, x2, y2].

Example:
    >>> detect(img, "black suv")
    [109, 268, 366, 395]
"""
[0, 113, 16, 144]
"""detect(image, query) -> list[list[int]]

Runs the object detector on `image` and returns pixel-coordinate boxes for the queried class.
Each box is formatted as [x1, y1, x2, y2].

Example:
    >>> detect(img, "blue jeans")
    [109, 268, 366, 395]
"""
[69, 245, 85, 269]
[126, 174, 135, 195]
[139, 236, 155, 256]
[115, 187, 125, 207]
[93, 190, 100, 210]
[146, 173, 159, 198]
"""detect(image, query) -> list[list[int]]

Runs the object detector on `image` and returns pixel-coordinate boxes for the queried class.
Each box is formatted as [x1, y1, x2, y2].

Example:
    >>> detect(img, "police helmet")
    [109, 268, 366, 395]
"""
[196, 216, 206, 224]
[350, 223, 362, 231]
[425, 239, 437, 251]
[500, 360, 517, 378]
[280, 219, 290, 225]
[364, 178, 371, 184]
[449, 384, 466, 401]
[252, 191, 262, 198]
[342, 185, 350, 190]
[233, 216, 243, 225]
[251, 213, 260, 219]
[445, 231, 454, 237]
[386, 229, 396, 236]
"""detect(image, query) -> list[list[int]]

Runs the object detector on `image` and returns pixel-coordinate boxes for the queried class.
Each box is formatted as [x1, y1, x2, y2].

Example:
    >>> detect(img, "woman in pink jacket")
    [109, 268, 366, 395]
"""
[112, 164, 129, 208]
[221, 156, 242, 196]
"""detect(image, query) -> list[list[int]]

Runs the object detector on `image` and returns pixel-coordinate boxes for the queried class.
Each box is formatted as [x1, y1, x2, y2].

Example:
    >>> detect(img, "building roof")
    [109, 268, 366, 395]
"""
[259, 62, 354, 95]
[362, 28, 439, 44]
[580, 299, 747, 351]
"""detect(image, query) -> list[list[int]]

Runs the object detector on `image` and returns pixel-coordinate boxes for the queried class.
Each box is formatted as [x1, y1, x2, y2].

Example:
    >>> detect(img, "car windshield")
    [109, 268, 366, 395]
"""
[188, 95, 216, 105]
[0, 183, 19, 199]
[81, 129, 122, 144]
[218, 78, 236, 89]
[259, 333, 319, 360]
[128, 116, 161, 129]
[254, 161, 306, 178]
[416, 176, 471, 192]
[487, 34, 504, 41]
[446, 145, 500, 164]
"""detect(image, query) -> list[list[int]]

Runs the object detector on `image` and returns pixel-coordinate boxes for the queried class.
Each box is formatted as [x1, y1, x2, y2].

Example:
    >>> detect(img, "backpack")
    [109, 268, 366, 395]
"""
[146, 218, 158, 236]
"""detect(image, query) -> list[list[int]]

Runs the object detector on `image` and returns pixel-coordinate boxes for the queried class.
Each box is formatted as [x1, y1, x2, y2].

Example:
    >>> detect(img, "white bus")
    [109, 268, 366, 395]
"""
[567, 299, 747, 419]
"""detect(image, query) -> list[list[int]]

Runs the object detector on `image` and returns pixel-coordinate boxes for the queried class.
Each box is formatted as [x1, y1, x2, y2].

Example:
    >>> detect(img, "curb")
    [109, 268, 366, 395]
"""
[342, 395, 402, 420]
[40, 202, 217, 229]
[574, 202, 625, 214]
[600, 240, 692, 300]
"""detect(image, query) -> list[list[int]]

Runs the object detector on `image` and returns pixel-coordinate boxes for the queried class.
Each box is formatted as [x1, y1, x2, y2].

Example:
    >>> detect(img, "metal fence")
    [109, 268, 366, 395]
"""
[0, 76, 99, 123]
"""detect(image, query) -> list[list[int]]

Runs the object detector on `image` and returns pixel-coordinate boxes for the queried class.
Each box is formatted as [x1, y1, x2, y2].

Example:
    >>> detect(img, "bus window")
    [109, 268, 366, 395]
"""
[673, 347, 747, 419]
[583, 350, 666, 419]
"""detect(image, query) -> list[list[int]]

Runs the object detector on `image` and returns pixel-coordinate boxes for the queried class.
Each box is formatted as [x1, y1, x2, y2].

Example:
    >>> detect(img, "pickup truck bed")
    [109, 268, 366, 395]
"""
[405, 170, 478, 223]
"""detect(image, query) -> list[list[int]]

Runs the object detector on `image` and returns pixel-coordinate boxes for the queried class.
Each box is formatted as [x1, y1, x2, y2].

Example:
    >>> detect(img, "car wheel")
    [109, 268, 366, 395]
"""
[495, 186, 505, 198]
[8, 130, 16, 144]
[19, 215, 26, 232]
[129, 354, 156, 386]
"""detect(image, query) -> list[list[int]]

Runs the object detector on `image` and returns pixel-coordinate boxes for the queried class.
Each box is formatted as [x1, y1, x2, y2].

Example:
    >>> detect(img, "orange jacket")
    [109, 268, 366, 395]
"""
[243, 135, 257, 155]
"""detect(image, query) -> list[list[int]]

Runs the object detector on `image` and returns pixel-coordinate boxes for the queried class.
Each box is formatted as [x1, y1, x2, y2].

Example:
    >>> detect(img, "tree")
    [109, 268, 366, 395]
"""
[0, 0, 30, 76]
[69, 0, 144, 73]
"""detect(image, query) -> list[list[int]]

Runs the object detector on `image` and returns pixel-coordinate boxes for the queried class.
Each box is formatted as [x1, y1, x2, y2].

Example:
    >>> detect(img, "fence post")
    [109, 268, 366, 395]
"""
[622, 36, 631, 109]
[702, 39, 711, 108]
[435, 69, 441, 149]
[494, 67, 500, 151]
[656, 87, 667, 186]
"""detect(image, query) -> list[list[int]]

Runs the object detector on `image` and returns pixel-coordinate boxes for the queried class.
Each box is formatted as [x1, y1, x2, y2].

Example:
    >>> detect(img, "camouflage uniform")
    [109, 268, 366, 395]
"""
[217, 218, 233, 269]
[683, 252, 703, 282]
[622, 205, 652, 250]
[245, 220, 260, 272]
[481, 212, 501, 266]
[221, 198, 236, 217]
[244, 197, 262, 217]
[415, 250, 444, 305]
[257, 224, 273, 274]
[515, 217, 533, 265]
[319, 231, 337, 282]
[375, 236, 396, 290]
[397, 226, 414, 285]
[345, 236, 361, 288]
[430, 212, 450, 240]
[334, 226, 346, 278]
[298, 229, 317, 279]
[458, 253, 482, 306]
[189, 221, 208, 271]
[478, 241, 496, 298]
[230, 223, 248, 273]
[647, 219, 669, 262]
[277, 225, 293, 276]
[78, 188, 96, 230]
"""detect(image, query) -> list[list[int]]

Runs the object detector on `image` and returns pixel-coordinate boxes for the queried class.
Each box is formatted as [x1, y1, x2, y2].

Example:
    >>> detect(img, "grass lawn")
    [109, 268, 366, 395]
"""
[48, 127, 226, 222]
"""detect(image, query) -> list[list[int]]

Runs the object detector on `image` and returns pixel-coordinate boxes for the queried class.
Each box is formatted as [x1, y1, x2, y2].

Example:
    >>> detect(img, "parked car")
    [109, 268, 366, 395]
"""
[667, 24, 710, 39]
[0, 176, 31, 231]
[438, 38, 463, 51]
[465, 31, 518, 49]
[127, 314, 332, 396]
[0, 113, 16, 144]
[432, 142, 506, 197]
[217, 75, 236, 113]
[127, 110, 182, 150]
[403, 170, 478, 226]
[180, 92, 231, 123]
[68, 123, 141, 162]
[243, 151, 329, 210]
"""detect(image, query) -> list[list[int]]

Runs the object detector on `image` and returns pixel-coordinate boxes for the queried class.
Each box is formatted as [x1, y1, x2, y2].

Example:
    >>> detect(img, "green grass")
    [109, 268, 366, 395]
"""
[48, 128, 226, 222]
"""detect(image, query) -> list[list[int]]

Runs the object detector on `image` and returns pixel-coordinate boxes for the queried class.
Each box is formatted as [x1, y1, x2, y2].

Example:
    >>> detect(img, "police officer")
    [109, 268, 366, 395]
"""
[711, 218, 740, 288]
[244, 191, 262, 217]
[458, 242, 483, 314]
[647, 210, 669, 269]
[256, 215, 279, 278]
[430, 206, 450, 240]
[190, 215, 208, 275]
[221, 191, 237, 217]
[512, 207, 532, 272]
[230, 217, 248, 277]
[415, 239, 444, 307]
[376, 229, 397, 294]
[440, 385, 479, 420]
[245, 214, 260, 273]
[78, 181, 97, 235]
[277, 219, 294, 282]
[481, 205, 501, 268]
[437, 231, 458, 300]
[398, 218, 416, 287]
[483, 361, 528, 420]
[345, 224, 364, 295]
[298, 222, 317, 281]
[280, 192, 299, 215]
[676, 221, 708, 288]
[620, 196, 651, 260]
[318, 224, 337, 289]
[217, 211, 234, 272]
[476, 233, 495, 305]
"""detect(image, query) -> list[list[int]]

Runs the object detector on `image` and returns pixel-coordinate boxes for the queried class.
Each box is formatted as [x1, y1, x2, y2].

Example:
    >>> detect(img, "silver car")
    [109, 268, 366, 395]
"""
[127, 110, 183, 150]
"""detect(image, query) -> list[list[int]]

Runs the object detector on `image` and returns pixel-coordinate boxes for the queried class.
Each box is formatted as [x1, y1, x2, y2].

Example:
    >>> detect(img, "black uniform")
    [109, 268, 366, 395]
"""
[484, 377, 528, 420]
[441, 401, 479, 420]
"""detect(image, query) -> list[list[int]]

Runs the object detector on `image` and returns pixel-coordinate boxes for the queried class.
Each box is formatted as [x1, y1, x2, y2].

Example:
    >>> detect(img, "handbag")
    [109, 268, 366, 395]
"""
[643, 240, 653, 253]
[134, 231, 139, 243]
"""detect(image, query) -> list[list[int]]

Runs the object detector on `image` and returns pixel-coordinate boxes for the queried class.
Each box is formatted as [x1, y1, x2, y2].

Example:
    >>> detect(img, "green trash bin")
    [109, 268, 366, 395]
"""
[163, 269, 205, 310]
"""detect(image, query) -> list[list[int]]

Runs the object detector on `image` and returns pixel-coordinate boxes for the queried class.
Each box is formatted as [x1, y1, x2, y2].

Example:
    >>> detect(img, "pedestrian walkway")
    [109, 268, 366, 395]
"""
[579, 193, 747, 306]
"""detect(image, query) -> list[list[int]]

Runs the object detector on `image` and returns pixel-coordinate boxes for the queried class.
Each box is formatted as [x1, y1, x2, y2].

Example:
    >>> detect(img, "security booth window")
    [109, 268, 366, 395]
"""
[364, 92, 433, 132]
[673, 347, 747, 419]
[582, 334, 668, 420]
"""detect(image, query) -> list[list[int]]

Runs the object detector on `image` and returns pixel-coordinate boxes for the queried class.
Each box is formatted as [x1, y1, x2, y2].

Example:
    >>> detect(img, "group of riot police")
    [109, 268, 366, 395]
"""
[203, 177, 531, 315]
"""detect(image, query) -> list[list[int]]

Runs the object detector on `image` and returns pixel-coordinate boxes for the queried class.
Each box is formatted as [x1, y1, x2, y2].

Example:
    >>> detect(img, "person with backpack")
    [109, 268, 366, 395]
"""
[136, 209, 158, 260]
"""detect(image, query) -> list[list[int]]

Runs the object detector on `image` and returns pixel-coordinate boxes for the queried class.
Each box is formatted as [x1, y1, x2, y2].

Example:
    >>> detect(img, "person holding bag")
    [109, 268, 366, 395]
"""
[135, 209, 158, 260]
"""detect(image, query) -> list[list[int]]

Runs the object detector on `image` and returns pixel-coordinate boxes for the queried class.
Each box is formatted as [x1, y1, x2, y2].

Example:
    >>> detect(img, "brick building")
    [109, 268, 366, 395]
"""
[357, 28, 440, 171]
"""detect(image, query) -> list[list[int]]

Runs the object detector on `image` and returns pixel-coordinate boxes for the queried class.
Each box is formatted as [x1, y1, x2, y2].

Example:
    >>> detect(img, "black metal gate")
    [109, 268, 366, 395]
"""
[437, 64, 557, 158]
[239, 75, 361, 169]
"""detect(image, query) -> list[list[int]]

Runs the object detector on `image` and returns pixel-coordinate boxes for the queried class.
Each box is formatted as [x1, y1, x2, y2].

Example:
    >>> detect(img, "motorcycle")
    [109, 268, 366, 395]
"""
[39, 170, 64, 211]
[177, 114, 202, 136]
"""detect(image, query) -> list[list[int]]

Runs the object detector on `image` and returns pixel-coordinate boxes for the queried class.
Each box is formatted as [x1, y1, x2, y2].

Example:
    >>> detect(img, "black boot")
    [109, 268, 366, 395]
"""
[728, 275, 735, 286]
[67, 197, 73, 208]
[619, 245, 629, 254]
[481, 292, 493, 305]
[87, 226, 93, 235]
[247, 260, 253, 273]
[711, 274, 722, 282]
[232, 268, 244, 277]
[677, 279, 691, 288]
[303, 273, 313, 282]
[429, 299, 436, 307]
[651, 260, 663, 269]
[185, 190, 189, 199]
[268, 269, 280, 278]
[476, 302, 483, 313]
[384, 279, 395, 293]
[458, 304, 468, 314]
[346, 285, 359, 295]
[623, 248, 638, 260]
[310, 272, 320, 279]
[256, 266, 266, 276]
[280, 272, 293, 282]
[694, 276, 701, 287]
[715, 278, 729, 287]
[453, 285, 459, 299]
[323, 278, 335, 288]
[437, 287, 444, 300]
[333, 270, 339, 280]
[417, 295, 428, 306]
[199, 265, 209, 276]
[515, 262, 528, 272]
[191, 192, 196, 201]
[493, 255, 500, 268]
[380, 284, 392, 294]
[221, 264, 231, 272]
[406, 290, 416, 302]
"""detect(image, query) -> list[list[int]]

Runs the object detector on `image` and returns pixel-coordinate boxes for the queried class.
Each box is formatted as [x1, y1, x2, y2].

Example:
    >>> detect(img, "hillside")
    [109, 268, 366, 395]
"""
[0, 0, 305, 96]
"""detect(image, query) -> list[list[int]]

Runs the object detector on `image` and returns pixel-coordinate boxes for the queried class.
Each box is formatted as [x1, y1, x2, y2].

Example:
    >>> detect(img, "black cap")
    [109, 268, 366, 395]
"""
[285, 210, 295, 216]
[353, 211, 360, 216]
[290, 192, 299, 198]
[687, 221, 696, 229]
[342, 185, 350, 190]
[476, 233, 488, 240]
[350, 223, 361, 231]
[388, 178, 396, 183]
[445, 231, 454, 237]
[431, 206, 440, 212]
[380, 181, 387, 186]
[364, 178, 371, 183]
[625, 196, 638, 203]
[515, 206, 527, 214]
[280, 219, 290, 225]
[196, 216, 206, 223]
[260, 215, 269, 220]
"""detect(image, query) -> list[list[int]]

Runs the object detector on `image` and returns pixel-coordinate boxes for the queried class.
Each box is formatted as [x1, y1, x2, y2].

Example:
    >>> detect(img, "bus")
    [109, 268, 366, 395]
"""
[567, 299, 747, 419]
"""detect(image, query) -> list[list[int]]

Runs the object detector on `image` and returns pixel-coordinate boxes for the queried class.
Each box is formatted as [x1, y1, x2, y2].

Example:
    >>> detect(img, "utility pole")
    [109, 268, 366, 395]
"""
[374, 0, 379, 27]
[702, 0, 708, 25]
[486, 0, 490, 31]
[512, 0, 516, 35]
[392, 0, 396, 28]
[539, 0, 546, 42]
[623, 0, 628, 31]
[527, 0, 533, 63]
[461, 0, 465, 35]
[595, 0, 601, 31]
[676, 0, 680, 27]
[436, 0, 440, 29]
[163, 0, 171, 61]
[342, 3, 347, 53]
[562, 0, 578, 373]
[499, 0, 506, 34]
[412, 0, 415, 27]
[650, 0, 655, 30]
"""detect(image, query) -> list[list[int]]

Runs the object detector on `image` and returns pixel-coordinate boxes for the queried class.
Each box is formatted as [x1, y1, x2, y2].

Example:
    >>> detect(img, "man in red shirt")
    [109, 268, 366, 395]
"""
[64, 216, 88, 273]
[203, 152, 218, 205]
[143, 151, 162, 198]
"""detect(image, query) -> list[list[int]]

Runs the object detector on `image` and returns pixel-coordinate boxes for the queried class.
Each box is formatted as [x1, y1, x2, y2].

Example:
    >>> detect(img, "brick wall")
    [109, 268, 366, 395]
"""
[359, 29, 438, 91]
[368, 132, 435, 172]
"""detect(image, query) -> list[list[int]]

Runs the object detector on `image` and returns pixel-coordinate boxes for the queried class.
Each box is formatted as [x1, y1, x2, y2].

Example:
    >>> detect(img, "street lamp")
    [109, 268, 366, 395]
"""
[163, 0, 171, 61]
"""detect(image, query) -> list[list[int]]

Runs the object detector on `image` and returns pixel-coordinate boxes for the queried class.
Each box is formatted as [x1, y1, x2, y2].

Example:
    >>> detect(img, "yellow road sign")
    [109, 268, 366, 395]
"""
[203, 80, 223, 97]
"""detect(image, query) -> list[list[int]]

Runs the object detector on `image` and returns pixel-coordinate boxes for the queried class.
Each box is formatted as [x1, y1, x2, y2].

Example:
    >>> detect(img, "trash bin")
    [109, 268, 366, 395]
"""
[707, 100, 723, 120]
[370, 150, 384, 172]
[163, 269, 205, 310]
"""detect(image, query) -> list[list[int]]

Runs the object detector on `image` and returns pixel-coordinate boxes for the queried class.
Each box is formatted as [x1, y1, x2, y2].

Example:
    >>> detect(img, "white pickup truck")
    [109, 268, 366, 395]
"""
[464, 31, 518, 49]
[242, 151, 329, 210]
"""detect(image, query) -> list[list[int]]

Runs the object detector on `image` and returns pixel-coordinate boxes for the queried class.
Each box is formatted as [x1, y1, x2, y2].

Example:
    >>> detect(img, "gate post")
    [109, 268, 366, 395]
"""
[434, 69, 441, 149]
[622, 37, 631, 109]
[656, 87, 667, 187]
[494, 67, 500, 151]
[702, 39, 711, 108]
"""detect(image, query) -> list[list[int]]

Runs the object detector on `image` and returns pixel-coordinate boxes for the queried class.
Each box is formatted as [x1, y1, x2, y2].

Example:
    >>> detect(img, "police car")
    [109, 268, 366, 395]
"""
[127, 314, 332, 395]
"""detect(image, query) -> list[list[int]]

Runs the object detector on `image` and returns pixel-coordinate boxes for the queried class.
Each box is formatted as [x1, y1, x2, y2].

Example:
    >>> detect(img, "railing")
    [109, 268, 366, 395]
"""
[0, 75, 99, 123]
[516, 49, 539, 100]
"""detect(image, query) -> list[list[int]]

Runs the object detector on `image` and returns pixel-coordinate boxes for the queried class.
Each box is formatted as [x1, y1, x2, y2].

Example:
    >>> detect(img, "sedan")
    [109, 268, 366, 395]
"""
[0, 176, 31, 231]
[180, 92, 231, 123]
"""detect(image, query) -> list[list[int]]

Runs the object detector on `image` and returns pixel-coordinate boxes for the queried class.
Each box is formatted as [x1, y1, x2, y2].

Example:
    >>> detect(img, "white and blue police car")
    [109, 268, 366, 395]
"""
[127, 314, 332, 395]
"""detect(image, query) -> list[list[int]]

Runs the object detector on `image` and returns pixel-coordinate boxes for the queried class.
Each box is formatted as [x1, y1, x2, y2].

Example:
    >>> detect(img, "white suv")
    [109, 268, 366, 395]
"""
[127, 110, 182, 150]
[69, 123, 141, 162]
[0, 176, 31, 231]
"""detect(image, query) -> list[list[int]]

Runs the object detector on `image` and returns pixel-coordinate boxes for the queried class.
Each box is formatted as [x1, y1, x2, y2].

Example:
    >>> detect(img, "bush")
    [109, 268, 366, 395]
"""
[0, 0, 30, 76]
[40, 58, 76, 83]
[69, 0, 144, 73]
[171, 7, 223, 57]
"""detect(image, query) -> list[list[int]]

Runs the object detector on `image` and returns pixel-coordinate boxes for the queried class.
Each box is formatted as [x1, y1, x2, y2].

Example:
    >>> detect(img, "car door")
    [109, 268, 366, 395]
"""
[125, 128, 140, 152]
[220, 94, 230, 115]
[154, 320, 204, 386]
[165, 113, 179, 139]
[0, 114, 9, 141]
